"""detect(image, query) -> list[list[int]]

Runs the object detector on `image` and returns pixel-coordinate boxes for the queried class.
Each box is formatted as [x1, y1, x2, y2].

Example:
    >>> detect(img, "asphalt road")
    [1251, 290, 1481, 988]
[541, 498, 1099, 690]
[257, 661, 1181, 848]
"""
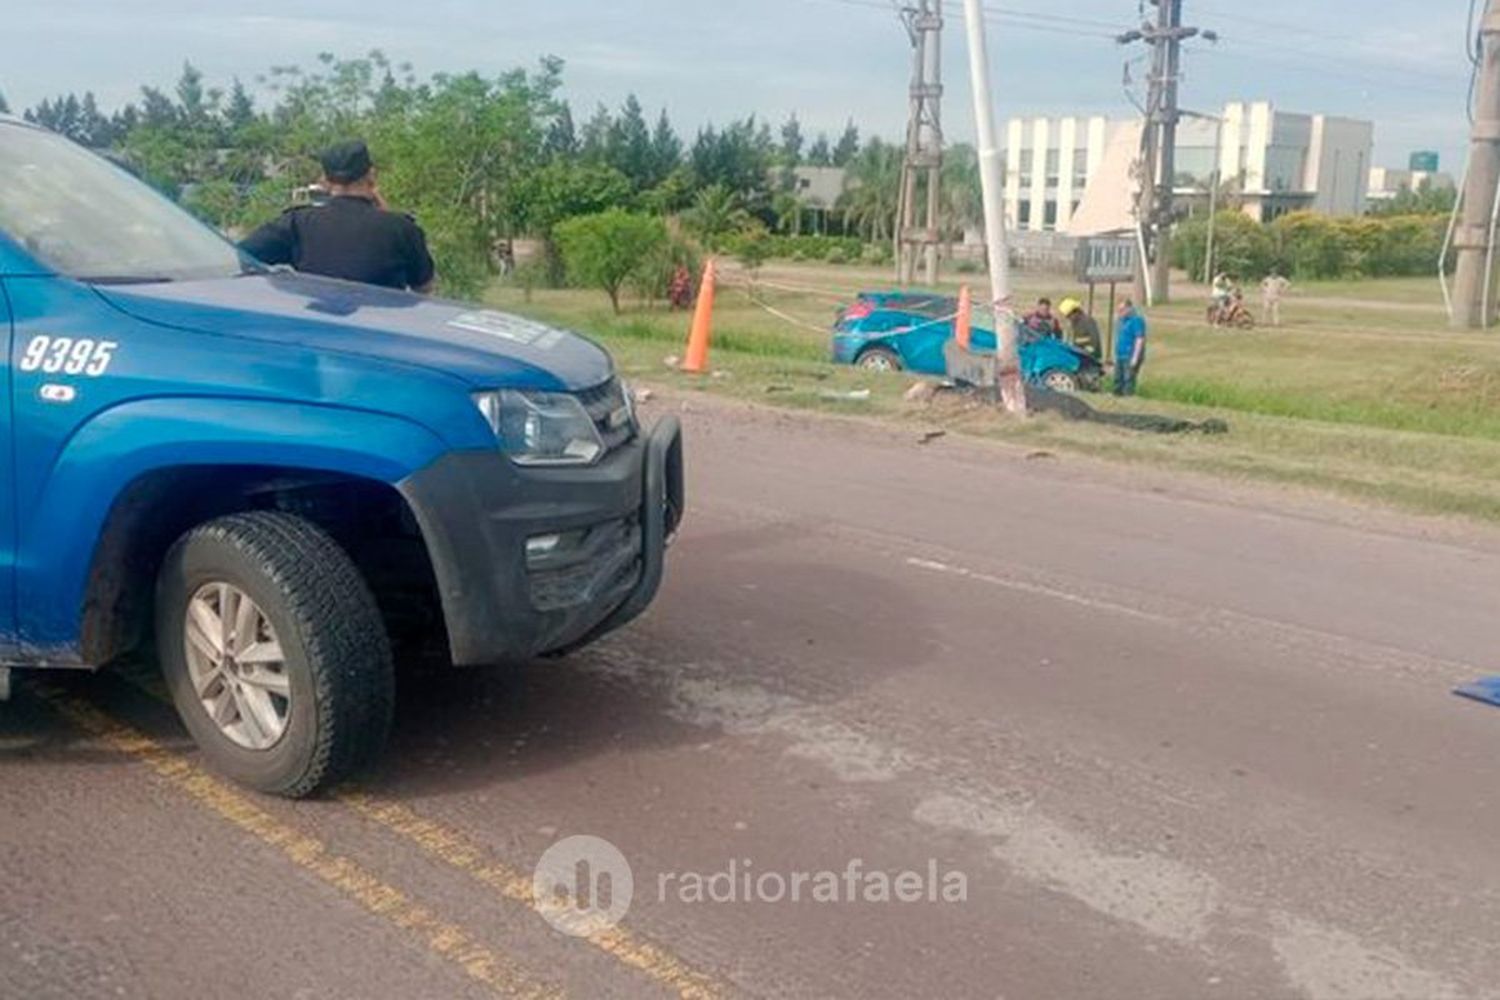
[5, 394, 1500, 1000]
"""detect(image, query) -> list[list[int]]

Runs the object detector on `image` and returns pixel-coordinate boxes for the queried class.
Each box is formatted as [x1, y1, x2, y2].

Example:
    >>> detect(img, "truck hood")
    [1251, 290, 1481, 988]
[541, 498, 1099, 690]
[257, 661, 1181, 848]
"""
[95, 271, 613, 391]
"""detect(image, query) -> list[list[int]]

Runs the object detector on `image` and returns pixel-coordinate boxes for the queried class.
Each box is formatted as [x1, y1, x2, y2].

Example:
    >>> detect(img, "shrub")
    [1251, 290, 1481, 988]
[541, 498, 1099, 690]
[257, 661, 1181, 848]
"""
[1174, 210, 1449, 282]
[555, 209, 669, 313]
[631, 233, 701, 303]
[1172, 211, 1275, 281]
[1272, 212, 1349, 280]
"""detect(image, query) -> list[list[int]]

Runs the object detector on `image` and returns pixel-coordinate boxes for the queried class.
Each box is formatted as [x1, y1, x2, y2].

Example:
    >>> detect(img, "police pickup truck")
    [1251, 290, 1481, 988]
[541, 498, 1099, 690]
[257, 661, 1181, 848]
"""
[0, 116, 684, 796]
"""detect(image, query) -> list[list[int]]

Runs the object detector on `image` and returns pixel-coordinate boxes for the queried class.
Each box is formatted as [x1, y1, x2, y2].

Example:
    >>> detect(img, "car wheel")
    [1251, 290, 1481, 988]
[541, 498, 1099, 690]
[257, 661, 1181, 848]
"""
[857, 347, 903, 372]
[1040, 368, 1079, 393]
[156, 511, 394, 798]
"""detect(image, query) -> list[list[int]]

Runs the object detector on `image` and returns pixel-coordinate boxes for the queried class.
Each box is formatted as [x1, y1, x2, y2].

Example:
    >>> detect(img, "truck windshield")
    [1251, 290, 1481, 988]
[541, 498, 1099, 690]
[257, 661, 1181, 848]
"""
[0, 123, 250, 284]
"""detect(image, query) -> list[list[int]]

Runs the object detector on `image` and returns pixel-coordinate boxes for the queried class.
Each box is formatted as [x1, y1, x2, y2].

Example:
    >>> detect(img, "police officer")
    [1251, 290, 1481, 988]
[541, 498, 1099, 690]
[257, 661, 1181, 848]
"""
[241, 140, 436, 293]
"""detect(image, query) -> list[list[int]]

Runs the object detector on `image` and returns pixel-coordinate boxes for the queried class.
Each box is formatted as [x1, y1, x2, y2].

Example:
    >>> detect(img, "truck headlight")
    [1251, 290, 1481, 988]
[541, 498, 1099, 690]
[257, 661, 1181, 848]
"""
[473, 389, 605, 466]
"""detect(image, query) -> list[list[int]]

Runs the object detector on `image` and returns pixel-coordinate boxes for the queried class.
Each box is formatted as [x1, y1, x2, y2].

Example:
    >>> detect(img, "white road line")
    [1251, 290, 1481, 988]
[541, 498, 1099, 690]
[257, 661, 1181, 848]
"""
[903, 556, 1177, 624]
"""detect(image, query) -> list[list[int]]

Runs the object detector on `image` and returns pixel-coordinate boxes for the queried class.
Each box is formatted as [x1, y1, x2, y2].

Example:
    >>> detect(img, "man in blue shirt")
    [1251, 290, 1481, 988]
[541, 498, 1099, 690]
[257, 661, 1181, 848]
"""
[1114, 299, 1147, 396]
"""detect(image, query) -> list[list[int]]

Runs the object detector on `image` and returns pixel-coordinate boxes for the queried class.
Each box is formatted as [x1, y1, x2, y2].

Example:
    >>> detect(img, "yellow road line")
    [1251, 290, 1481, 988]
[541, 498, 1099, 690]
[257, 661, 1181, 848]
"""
[40, 688, 562, 1000]
[340, 791, 728, 1000]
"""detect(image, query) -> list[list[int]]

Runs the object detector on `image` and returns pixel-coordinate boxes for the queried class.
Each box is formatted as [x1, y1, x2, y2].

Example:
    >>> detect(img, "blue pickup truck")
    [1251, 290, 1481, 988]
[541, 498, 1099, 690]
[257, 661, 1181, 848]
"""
[0, 116, 684, 796]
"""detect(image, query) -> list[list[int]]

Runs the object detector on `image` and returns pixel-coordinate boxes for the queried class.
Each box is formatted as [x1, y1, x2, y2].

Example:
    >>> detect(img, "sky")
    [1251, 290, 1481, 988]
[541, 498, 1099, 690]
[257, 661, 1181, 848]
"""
[0, 0, 1475, 171]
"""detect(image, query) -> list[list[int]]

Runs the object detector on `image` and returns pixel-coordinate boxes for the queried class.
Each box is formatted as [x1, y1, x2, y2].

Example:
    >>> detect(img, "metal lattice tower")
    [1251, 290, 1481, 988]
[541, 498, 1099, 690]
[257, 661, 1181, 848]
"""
[898, 0, 944, 287]
[1119, 0, 1215, 305]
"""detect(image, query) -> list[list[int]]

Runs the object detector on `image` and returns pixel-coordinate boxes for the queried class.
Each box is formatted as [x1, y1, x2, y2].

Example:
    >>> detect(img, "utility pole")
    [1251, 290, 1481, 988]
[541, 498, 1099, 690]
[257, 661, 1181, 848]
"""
[1453, 0, 1500, 328]
[960, 0, 1025, 415]
[897, 0, 943, 287]
[1119, 1, 1215, 305]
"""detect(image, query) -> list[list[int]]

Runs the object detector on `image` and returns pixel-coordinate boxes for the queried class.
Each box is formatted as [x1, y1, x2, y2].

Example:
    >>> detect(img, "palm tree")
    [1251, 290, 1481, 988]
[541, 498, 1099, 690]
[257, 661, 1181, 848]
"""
[772, 190, 805, 236]
[941, 144, 984, 240]
[838, 140, 902, 242]
[684, 184, 751, 251]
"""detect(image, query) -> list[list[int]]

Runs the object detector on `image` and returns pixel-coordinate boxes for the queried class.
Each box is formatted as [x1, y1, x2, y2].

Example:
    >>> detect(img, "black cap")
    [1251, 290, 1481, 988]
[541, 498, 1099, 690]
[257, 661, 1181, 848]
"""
[319, 140, 373, 183]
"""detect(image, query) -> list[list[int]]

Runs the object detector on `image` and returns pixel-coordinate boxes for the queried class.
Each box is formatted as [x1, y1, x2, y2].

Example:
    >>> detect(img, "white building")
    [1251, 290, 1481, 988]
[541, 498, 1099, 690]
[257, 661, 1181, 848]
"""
[1367, 166, 1456, 204]
[1000, 101, 1375, 236]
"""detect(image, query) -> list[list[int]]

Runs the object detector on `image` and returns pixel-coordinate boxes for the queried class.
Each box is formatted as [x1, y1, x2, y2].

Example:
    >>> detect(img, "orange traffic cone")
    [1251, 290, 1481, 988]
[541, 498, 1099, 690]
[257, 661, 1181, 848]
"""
[954, 284, 973, 351]
[682, 259, 716, 374]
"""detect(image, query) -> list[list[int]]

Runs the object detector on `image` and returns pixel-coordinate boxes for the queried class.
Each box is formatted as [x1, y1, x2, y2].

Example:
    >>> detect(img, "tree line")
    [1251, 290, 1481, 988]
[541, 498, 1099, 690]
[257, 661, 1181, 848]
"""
[3, 55, 988, 300]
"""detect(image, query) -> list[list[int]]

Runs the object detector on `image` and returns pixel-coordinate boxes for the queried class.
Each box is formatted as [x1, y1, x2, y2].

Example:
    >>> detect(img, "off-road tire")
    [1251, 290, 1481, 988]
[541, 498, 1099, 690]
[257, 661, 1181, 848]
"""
[156, 512, 394, 798]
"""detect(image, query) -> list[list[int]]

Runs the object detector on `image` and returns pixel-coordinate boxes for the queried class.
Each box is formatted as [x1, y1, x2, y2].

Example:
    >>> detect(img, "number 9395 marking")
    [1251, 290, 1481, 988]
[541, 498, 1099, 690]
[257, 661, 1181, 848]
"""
[18, 336, 119, 377]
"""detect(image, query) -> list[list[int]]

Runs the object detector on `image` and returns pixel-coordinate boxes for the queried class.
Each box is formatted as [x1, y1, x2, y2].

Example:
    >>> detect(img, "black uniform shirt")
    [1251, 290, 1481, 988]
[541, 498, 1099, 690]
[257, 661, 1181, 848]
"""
[241, 195, 436, 291]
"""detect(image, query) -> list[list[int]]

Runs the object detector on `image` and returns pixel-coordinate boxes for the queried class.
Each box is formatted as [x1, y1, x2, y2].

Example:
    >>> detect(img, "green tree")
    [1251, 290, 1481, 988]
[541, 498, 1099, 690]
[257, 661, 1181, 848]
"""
[545, 102, 578, 160]
[607, 94, 653, 190]
[772, 190, 805, 235]
[555, 209, 669, 312]
[684, 184, 752, 251]
[832, 119, 860, 167]
[649, 109, 682, 187]
[579, 103, 612, 162]
[941, 143, 983, 238]
[640, 164, 696, 216]
[838, 138, 901, 241]
[735, 225, 773, 283]
[689, 118, 773, 205]
[779, 113, 804, 167]
[1368, 182, 1457, 218]
[806, 133, 832, 167]
[1171, 211, 1275, 280]
[226, 78, 257, 131]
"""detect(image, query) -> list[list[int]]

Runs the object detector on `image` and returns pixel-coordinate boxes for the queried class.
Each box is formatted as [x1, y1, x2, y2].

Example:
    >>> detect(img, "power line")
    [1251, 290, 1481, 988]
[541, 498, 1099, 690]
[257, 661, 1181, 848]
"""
[806, 0, 1124, 39]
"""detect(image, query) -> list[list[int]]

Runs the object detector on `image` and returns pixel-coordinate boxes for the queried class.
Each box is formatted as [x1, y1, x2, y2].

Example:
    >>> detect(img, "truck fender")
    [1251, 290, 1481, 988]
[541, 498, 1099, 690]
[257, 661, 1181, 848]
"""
[16, 396, 450, 661]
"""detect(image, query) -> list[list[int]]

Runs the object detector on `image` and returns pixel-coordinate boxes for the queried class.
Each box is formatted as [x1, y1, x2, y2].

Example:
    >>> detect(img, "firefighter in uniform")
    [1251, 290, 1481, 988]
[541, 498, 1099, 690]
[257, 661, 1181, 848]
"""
[241, 140, 436, 293]
[1057, 298, 1103, 361]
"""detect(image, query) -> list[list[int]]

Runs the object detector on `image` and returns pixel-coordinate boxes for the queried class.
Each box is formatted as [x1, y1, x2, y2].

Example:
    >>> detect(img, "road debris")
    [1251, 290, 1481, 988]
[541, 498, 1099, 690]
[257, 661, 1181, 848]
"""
[919, 430, 947, 445]
[1455, 677, 1500, 708]
[905, 381, 939, 404]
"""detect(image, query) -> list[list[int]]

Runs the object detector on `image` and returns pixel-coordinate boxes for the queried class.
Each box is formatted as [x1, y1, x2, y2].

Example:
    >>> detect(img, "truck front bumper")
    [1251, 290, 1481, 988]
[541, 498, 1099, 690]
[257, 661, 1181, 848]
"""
[397, 417, 684, 666]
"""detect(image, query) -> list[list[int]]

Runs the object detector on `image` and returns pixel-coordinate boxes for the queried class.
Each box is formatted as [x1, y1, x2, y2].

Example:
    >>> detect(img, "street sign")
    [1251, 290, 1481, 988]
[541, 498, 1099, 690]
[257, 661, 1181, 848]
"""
[1075, 238, 1138, 284]
[1409, 150, 1440, 173]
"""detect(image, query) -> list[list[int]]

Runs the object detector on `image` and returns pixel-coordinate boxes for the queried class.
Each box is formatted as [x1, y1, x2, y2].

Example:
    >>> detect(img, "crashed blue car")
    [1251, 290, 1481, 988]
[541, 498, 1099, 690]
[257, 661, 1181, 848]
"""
[831, 294, 1105, 393]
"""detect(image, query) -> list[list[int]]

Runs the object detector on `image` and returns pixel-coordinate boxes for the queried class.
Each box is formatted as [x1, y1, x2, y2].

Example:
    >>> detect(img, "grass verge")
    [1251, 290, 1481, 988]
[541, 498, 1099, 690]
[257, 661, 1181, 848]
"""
[485, 277, 1500, 525]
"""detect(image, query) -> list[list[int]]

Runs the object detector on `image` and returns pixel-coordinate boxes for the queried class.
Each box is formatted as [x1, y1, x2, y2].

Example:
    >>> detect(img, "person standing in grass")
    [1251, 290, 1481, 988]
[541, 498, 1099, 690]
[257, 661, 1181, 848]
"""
[1058, 298, 1102, 360]
[1113, 299, 1147, 397]
[1261, 270, 1290, 327]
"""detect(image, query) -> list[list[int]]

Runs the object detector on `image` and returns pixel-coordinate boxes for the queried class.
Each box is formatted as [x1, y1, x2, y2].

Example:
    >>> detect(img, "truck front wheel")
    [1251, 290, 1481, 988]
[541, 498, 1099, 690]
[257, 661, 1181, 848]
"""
[156, 512, 394, 798]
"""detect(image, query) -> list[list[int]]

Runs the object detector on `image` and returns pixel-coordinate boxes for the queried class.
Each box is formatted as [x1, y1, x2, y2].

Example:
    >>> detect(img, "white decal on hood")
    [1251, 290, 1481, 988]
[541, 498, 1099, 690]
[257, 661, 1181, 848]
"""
[447, 311, 565, 350]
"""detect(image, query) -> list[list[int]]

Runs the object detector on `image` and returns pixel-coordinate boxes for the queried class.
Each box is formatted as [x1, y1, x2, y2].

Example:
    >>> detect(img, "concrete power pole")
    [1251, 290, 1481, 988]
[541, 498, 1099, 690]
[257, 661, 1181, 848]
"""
[1120, 1, 1214, 305]
[1453, 1, 1500, 328]
[897, 0, 943, 287]
[959, 0, 1025, 415]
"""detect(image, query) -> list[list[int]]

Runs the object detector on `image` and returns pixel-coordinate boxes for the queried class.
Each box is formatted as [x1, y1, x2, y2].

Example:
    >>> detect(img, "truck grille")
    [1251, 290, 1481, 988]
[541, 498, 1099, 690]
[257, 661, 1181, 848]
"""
[575, 377, 636, 454]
